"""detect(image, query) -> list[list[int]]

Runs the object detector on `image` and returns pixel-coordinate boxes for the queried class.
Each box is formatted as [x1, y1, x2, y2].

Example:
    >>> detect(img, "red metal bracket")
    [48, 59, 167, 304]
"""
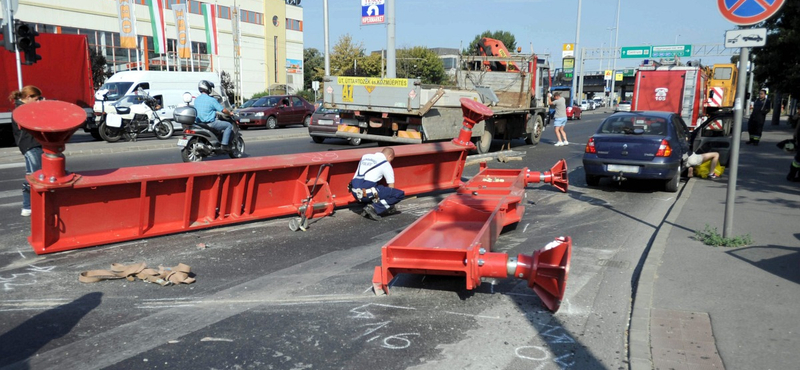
[371, 160, 572, 312]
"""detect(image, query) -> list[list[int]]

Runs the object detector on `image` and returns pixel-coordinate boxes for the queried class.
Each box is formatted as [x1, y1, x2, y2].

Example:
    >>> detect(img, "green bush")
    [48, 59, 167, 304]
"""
[693, 225, 752, 247]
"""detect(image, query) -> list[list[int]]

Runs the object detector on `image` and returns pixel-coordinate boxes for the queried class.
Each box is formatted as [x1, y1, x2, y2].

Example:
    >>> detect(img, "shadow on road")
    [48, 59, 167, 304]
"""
[0, 292, 102, 369]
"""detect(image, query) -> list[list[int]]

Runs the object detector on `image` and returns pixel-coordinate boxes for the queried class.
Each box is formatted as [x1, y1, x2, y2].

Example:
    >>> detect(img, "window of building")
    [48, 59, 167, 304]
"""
[165, 0, 183, 10]
[285, 19, 302, 31]
[132, 0, 147, 5]
[188, 0, 201, 14]
[241, 9, 263, 25]
[218, 6, 230, 19]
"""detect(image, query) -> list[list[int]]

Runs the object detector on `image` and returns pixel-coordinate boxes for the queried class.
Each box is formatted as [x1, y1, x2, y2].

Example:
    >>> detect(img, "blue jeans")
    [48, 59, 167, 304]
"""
[208, 119, 232, 146]
[22, 147, 43, 210]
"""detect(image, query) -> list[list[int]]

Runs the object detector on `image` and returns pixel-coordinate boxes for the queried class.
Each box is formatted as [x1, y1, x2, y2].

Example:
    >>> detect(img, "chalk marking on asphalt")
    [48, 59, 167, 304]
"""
[14, 241, 387, 370]
[16, 249, 25, 259]
[442, 311, 502, 320]
[200, 337, 234, 342]
[523, 223, 530, 233]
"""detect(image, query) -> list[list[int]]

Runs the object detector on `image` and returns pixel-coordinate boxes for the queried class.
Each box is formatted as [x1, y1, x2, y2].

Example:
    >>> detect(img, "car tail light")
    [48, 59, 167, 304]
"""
[655, 139, 672, 157]
[585, 137, 596, 153]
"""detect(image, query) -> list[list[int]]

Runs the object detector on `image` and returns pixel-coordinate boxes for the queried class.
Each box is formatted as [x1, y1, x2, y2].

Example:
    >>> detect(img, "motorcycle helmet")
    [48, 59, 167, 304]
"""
[198, 80, 215, 94]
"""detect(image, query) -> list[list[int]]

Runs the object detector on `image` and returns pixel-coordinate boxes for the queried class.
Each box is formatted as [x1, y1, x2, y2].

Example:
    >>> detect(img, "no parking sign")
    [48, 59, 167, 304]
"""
[717, 0, 785, 25]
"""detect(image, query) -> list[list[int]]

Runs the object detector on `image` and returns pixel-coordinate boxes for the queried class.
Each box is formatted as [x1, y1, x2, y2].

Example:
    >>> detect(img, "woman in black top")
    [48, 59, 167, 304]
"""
[8, 85, 43, 216]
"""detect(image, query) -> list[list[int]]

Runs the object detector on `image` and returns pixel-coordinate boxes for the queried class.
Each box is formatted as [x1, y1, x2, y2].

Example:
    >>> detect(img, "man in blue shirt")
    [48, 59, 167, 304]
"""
[194, 80, 233, 151]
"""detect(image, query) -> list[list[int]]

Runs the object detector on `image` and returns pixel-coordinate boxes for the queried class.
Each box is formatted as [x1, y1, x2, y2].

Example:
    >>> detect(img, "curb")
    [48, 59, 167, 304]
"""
[627, 178, 695, 369]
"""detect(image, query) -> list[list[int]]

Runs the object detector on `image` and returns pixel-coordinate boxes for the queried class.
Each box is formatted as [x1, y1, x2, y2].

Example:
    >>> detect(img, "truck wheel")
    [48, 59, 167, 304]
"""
[311, 136, 325, 144]
[525, 115, 544, 145]
[349, 137, 362, 146]
[476, 129, 493, 154]
[98, 121, 123, 143]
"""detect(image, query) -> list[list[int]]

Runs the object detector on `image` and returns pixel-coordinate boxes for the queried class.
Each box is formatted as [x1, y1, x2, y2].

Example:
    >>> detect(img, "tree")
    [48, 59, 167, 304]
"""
[463, 30, 517, 55]
[303, 48, 325, 90]
[396, 47, 446, 85]
[751, 2, 800, 97]
[88, 47, 112, 89]
[330, 34, 366, 76]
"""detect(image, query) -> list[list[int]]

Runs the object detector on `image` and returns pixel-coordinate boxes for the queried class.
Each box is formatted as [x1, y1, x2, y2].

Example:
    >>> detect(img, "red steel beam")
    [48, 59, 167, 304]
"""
[15, 101, 470, 254]
[372, 160, 572, 312]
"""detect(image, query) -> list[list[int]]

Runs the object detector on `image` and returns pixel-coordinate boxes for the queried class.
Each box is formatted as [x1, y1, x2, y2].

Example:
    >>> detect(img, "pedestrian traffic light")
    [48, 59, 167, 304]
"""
[15, 21, 41, 65]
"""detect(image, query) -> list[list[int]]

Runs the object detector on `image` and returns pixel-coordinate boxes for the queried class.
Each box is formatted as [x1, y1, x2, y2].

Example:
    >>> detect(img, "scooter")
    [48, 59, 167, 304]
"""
[173, 92, 245, 162]
[99, 89, 174, 143]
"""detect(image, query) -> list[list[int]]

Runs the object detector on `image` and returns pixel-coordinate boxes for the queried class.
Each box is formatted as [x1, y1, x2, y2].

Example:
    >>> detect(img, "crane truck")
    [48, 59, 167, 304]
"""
[325, 49, 551, 154]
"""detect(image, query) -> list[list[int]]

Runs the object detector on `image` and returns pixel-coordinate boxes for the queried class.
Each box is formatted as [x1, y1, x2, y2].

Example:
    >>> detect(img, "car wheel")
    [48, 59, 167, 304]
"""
[586, 174, 600, 187]
[266, 116, 277, 129]
[303, 115, 311, 127]
[577, 112, 582, 120]
[349, 137, 362, 146]
[311, 136, 325, 144]
[665, 165, 680, 192]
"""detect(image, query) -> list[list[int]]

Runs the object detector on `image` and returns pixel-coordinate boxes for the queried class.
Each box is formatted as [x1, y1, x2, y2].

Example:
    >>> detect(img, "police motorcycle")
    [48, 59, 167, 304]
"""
[98, 88, 174, 143]
[173, 92, 245, 162]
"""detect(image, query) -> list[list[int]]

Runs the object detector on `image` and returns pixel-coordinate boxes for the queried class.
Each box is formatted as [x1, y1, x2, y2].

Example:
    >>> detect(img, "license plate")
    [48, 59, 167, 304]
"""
[607, 164, 640, 173]
[177, 138, 188, 147]
[239, 118, 250, 123]
[106, 114, 122, 128]
[318, 119, 333, 125]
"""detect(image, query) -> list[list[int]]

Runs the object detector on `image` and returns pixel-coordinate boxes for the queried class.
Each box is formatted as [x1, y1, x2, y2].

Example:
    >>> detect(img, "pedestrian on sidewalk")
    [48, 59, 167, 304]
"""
[548, 91, 569, 146]
[747, 89, 770, 146]
[8, 86, 44, 217]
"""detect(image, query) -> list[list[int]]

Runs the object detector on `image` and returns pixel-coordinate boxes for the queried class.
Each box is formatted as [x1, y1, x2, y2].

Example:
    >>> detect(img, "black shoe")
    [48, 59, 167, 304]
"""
[222, 144, 231, 152]
[385, 205, 398, 215]
[361, 205, 381, 220]
[745, 141, 753, 145]
[753, 141, 759, 146]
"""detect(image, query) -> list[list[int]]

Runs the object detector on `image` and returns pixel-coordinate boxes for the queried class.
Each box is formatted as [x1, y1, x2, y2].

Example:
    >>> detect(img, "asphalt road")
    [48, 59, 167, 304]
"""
[0, 109, 685, 370]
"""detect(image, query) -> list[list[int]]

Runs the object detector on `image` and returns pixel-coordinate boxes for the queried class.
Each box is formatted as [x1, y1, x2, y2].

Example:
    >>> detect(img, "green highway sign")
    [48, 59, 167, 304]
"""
[621, 46, 652, 59]
[651, 44, 692, 58]
[622, 68, 635, 77]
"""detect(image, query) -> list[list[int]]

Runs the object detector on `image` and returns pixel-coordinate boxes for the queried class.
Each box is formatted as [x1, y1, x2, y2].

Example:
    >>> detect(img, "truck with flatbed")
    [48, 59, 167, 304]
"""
[324, 53, 551, 153]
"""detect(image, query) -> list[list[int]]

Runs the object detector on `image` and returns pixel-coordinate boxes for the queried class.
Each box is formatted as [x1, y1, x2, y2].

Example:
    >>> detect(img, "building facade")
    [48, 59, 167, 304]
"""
[6, 0, 304, 101]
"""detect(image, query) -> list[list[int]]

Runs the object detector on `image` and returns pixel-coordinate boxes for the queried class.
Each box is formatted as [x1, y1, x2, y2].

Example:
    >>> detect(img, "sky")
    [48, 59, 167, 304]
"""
[301, 0, 744, 72]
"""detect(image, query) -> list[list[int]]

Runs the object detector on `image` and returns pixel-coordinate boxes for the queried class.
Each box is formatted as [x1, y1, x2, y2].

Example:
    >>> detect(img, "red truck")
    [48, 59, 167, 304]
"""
[630, 63, 708, 130]
[1, 33, 95, 145]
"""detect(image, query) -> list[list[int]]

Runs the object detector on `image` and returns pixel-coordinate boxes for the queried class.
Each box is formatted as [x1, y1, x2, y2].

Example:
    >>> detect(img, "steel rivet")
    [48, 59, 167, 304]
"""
[478, 259, 484, 266]
[479, 248, 486, 255]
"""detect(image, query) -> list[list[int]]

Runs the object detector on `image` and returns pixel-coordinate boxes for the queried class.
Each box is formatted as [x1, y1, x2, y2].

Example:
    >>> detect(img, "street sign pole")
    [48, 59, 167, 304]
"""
[723, 46, 749, 238]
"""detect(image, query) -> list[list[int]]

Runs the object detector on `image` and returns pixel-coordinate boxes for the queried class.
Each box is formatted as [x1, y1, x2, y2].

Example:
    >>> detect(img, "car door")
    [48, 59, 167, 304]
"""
[276, 97, 292, 125]
[290, 97, 306, 124]
[690, 112, 734, 166]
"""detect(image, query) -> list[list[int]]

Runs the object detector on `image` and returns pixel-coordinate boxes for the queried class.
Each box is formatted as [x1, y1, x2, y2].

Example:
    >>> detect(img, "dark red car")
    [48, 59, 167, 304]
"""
[566, 104, 582, 120]
[236, 95, 315, 129]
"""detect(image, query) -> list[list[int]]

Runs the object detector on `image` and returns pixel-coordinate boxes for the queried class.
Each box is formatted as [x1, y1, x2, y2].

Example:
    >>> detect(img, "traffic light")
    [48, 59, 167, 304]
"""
[15, 21, 41, 65]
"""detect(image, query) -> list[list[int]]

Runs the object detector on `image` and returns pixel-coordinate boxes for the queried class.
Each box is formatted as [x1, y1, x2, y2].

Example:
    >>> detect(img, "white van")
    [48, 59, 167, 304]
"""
[90, 71, 224, 132]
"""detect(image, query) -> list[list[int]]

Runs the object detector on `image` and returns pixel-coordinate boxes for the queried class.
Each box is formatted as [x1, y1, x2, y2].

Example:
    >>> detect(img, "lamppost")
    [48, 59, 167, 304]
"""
[609, 0, 621, 106]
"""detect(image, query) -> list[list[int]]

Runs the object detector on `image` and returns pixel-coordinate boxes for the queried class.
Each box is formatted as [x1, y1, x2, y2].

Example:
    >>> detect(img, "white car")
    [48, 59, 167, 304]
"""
[615, 101, 632, 112]
[581, 100, 594, 111]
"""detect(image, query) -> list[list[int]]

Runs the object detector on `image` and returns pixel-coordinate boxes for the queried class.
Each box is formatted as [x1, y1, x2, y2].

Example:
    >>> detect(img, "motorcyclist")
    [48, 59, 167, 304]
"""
[194, 80, 233, 151]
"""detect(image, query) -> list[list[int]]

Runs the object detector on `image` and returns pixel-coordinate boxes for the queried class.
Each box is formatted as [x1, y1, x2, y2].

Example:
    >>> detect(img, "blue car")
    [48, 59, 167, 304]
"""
[582, 111, 692, 192]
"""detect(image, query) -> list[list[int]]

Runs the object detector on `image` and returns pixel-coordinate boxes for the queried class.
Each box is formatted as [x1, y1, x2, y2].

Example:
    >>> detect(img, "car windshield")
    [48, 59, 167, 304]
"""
[599, 115, 668, 135]
[254, 96, 281, 107]
[240, 99, 257, 108]
[98, 82, 133, 101]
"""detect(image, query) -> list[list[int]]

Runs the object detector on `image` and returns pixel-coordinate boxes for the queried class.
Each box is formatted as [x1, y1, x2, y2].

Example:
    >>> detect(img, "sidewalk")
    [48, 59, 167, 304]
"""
[631, 119, 800, 370]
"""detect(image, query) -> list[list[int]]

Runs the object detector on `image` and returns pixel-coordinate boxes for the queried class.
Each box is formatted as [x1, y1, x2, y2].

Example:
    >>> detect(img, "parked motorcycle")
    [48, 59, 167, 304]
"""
[173, 92, 245, 162]
[98, 89, 174, 143]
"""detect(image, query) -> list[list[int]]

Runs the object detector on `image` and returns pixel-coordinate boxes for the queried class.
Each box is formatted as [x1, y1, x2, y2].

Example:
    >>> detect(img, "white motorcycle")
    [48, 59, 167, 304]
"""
[99, 89, 174, 143]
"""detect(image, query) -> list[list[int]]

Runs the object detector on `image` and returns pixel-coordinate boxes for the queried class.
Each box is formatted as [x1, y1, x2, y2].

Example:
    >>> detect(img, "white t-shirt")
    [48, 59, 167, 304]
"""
[354, 152, 395, 184]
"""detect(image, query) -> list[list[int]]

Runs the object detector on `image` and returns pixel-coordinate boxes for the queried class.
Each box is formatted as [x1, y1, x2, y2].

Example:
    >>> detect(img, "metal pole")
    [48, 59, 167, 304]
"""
[723, 46, 749, 238]
[323, 0, 330, 75]
[609, 0, 621, 106]
[571, 0, 582, 104]
[746, 60, 754, 116]
[386, 0, 396, 78]
[578, 48, 586, 106]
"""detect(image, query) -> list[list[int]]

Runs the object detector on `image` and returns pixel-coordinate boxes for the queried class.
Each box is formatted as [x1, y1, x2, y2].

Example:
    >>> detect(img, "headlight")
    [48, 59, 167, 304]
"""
[254, 112, 265, 117]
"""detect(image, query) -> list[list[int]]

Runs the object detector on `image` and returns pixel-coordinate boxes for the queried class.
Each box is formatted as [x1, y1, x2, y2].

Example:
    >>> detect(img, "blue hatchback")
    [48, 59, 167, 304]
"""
[582, 111, 691, 192]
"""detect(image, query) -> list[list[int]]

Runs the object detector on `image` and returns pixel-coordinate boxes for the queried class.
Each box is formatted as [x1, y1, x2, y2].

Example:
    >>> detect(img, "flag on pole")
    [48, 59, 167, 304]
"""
[172, 4, 191, 59]
[117, 0, 138, 49]
[147, 0, 166, 54]
[202, 3, 218, 55]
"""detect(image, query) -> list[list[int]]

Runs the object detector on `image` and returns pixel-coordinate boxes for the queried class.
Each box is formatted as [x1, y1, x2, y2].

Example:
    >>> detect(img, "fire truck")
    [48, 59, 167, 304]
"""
[630, 60, 738, 166]
[631, 60, 738, 132]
